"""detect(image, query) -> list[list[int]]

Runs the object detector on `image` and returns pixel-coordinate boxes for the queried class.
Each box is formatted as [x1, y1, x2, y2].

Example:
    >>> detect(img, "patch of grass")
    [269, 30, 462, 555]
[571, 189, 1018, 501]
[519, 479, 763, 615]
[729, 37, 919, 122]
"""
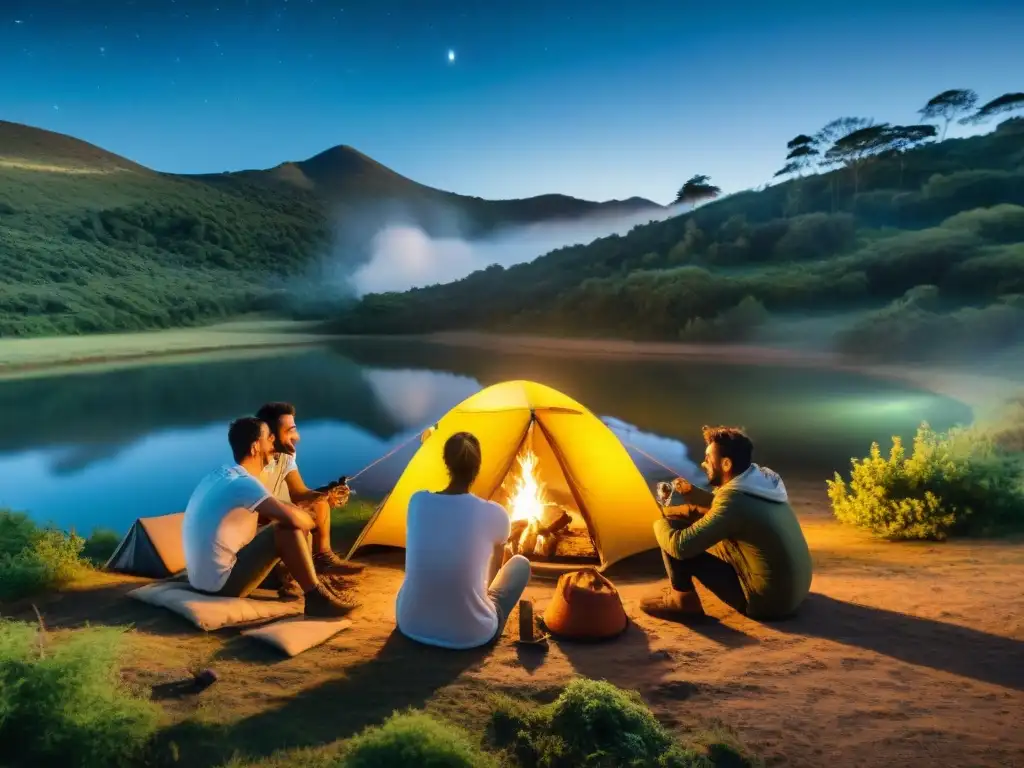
[339, 709, 498, 768]
[827, 422, 1024, 540]
[488, 678, 759, 768]
[330, 499, 378, 554]
[0, 509, 114, 602]
[0, 619, 160, 768]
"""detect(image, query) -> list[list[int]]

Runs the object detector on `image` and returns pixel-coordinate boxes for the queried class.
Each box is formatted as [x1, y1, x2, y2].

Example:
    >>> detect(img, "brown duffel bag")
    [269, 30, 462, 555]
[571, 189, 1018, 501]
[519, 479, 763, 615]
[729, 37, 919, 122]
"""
[542, 567, 628, 641]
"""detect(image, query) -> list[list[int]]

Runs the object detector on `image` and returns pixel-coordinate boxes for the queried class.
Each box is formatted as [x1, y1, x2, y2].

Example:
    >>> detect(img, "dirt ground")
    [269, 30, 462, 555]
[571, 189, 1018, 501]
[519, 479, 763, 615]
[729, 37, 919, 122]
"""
[11, 480, 1024, 768]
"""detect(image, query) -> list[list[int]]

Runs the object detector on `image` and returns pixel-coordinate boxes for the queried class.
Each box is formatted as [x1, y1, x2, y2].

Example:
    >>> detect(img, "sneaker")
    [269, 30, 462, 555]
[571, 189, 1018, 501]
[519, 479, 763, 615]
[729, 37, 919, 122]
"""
[303, 582, 355, 618]
[639, 587, 706, 621]
[313, 550, 365, 576]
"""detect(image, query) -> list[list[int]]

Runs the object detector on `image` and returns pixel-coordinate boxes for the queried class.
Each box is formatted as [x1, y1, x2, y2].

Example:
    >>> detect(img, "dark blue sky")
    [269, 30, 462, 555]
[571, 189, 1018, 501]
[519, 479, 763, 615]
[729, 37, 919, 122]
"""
[3, 0, 1022, 204]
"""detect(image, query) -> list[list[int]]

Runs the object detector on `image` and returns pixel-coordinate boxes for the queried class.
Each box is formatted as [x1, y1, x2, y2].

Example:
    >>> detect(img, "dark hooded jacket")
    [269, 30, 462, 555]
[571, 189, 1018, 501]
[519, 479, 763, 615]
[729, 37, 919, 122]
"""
[653, 464, 812, 619]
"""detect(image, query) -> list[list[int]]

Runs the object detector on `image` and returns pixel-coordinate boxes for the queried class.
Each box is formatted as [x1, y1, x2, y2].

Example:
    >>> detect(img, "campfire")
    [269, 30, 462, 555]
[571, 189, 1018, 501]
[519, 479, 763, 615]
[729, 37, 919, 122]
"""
[503, 446, 572, 558]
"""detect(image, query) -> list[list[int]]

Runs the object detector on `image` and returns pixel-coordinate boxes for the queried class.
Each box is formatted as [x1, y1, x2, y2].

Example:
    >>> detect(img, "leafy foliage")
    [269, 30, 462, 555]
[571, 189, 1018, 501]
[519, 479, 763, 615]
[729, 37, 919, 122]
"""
[919, 89, 979, 140]
[339, 710, 496, 768]
[0, 620, 160, 768]
[827, 423, 1024, 540]
[676, 175, 721, 207]
[487, 678, 760, 768]
[0, 509, 110, 602]
[329, 118, 1024, 358]
[963, 93, 1024, 126]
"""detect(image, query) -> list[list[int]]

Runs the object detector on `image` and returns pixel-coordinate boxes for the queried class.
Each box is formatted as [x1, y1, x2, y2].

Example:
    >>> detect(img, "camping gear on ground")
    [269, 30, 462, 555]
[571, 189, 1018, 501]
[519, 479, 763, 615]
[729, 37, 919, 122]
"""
[106, 512, 186, 578]
[541, 568, 629, 641]
[348, 380, 664, 570]
[194, 668, 219, 691]
[127, 581, 302, 630]
[515, 598, 550, 647]
[127, 582, 352, 655]
[241, 617, 353, 657]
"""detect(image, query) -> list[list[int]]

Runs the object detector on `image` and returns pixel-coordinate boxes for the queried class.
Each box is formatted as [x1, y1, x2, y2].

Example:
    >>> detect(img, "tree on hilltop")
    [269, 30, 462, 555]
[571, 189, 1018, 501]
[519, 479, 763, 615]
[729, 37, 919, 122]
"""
[675, 175, 721, 207]
[882, 124, 938, 188]
[960, 92, 1024, 126]
[918, 89, 978, 140]
[773, 134, 819, 180]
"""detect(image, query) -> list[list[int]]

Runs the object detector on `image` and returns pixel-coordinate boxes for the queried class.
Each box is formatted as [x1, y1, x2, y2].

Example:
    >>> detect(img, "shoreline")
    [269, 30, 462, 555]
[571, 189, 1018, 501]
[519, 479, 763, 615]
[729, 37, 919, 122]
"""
[1, 323, 1019, 422]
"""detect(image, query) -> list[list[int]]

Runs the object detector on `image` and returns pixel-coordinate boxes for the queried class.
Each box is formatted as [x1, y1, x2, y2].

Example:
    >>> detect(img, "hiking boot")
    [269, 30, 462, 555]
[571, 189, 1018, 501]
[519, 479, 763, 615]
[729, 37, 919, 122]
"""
[277, 570, 305, 600]
[313, 550, 365, 576]
[640, 587, 706, 621]
[303, 582, 356, 618]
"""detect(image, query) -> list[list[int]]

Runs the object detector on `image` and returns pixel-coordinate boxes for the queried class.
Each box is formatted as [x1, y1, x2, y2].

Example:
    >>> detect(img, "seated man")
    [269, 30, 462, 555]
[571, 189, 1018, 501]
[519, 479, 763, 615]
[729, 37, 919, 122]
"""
[182, 416, 352, 617]
[641, 426, 812, 622]
[256, 402, 364, 597]
[396, 432, 532, 649]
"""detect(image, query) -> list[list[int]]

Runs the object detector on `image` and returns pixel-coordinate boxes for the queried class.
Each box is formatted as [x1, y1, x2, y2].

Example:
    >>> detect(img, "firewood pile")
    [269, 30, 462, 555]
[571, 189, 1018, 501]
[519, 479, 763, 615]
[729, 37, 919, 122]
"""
[508, 504, 572, 558]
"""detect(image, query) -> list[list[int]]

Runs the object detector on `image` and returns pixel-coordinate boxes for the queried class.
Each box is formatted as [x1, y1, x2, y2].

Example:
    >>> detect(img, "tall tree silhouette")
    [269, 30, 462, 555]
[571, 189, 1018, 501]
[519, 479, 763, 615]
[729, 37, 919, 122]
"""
[773, 134, 819, 180]
[814, 117, 873, 210]
[960, 92, 1024, 125]
[882, 124, 938, 188]
[675, 175, 721, 207]
[918, 89, 978, 140]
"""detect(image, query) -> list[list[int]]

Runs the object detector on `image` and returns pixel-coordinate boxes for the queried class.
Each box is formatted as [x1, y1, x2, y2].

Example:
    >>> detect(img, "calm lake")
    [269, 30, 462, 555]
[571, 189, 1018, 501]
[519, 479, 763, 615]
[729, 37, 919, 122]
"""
[0, 338, 972, 536]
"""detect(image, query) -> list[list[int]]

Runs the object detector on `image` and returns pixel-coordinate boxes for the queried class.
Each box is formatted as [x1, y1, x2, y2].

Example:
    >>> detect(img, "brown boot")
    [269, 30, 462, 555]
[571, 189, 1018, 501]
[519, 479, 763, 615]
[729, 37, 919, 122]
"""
[640, 586, 706, 621]
[303, 582, 356, 619]
[313, 550, 365, 576]
[277, 570, 304, 600]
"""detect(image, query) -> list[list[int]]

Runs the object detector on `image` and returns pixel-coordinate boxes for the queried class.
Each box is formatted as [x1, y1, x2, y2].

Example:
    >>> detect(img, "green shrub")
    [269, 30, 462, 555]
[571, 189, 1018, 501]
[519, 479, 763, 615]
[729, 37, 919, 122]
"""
[0, 509, 88, 602]
[942, 204, 1024, 244]
[771, 212, 856, 262]
[0, 620, 160, 768]
[834, 288, 1024, 362]
[339, 710, 496, 768]
[827, 423, 1024, 540]
[678, 296, 768, 343]
[80, 529, 121, 567]
[488, 678, 757, 768]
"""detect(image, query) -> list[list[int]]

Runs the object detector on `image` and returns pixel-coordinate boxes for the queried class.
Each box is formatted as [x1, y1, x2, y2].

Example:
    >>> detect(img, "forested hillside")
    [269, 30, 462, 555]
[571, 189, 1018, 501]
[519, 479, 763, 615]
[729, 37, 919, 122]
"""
[330, 99, 1024, 362]
[0, 121, 658, 337]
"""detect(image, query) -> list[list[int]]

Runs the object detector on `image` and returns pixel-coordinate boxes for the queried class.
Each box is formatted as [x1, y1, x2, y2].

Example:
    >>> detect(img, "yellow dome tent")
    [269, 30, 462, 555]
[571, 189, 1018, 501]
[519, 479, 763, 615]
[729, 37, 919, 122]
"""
[347, 380, 663, 570]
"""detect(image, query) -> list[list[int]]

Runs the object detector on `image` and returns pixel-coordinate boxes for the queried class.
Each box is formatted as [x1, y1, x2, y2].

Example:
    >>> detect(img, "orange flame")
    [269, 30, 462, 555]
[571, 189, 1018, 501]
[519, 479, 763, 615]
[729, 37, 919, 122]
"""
[507, 448, 548, 523]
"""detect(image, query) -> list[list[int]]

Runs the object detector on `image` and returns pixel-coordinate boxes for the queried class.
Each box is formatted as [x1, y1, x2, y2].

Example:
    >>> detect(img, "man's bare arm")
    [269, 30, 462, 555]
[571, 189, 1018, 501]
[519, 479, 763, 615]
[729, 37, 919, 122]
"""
[283, 469, 326, 506]
[255, 495, 316, 532]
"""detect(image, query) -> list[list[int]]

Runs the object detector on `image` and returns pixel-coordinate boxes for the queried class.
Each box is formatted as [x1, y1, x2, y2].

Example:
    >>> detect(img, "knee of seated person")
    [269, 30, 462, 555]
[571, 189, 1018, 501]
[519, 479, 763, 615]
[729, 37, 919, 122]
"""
[510, 554, 531, 575]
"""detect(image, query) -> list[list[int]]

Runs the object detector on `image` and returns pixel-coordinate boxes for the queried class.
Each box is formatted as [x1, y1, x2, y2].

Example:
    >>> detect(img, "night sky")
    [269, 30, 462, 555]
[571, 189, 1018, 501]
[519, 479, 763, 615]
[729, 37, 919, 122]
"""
[3, 0, 1023, 204]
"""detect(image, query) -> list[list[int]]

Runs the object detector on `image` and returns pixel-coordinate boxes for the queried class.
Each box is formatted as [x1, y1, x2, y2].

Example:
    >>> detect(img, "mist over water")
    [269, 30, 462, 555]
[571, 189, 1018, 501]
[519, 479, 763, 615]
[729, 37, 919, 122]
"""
[343, 201, 687, 295]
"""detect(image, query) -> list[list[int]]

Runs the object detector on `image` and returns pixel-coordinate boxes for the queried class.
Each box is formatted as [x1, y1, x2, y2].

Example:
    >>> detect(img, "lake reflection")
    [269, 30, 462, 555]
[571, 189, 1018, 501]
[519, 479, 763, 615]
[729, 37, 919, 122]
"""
[0, 340, 972, 535]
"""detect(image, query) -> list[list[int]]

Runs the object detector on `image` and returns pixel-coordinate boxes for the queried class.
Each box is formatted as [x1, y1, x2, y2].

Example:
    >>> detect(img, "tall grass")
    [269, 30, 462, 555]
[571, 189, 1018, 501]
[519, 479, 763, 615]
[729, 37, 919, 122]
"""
[0, 620, 160, 768]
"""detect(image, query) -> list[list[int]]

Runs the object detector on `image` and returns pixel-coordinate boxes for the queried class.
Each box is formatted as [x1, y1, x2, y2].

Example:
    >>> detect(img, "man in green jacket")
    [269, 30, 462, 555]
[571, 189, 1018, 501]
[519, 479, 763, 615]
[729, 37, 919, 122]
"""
[641, 426, 812, 621]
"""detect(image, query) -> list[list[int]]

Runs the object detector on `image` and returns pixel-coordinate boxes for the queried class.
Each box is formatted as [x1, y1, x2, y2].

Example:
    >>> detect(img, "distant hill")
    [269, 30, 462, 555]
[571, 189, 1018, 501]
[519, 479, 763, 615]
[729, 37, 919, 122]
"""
[0, 120, 662, 336]
[329, 118, 1024, 364]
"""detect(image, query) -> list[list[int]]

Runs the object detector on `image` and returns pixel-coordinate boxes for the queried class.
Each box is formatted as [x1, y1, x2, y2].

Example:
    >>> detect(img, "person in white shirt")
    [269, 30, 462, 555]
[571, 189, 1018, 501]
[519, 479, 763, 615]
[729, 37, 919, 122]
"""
[255, 402, 363, 597]
[396, 431, 532, 649]
[182, 416, 353, 617]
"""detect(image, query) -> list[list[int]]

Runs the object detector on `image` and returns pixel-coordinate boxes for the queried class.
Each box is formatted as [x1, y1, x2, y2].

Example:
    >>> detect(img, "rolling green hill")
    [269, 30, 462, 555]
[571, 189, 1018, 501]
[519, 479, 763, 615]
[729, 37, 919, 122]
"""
[329, 117, 1024, 363]
[0, 120, 660, 337]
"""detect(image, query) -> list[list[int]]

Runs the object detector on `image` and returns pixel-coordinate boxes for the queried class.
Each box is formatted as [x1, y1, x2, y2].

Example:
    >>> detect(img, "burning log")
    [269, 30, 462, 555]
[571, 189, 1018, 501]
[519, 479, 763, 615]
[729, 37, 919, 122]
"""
[537, 533, 559, 558]
[538, 506, 571, 537]
[518, 518, 540, 556]
[508, 506, 573, 557]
